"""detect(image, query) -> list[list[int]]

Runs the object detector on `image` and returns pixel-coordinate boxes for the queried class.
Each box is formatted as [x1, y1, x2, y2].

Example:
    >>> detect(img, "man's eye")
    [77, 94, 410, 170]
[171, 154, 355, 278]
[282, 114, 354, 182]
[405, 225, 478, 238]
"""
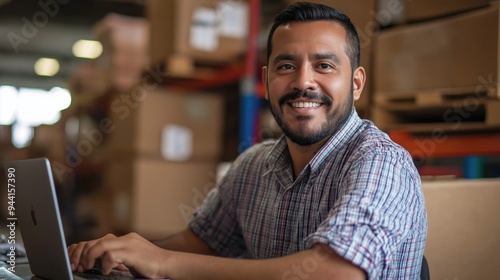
[278, 64, 294, 70]
[318, 63, 333, 69]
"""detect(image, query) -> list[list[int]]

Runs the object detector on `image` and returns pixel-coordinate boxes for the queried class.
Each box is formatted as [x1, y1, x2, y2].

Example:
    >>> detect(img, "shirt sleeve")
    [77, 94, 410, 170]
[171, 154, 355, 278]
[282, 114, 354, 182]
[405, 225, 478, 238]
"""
[305, 147, 424, 279]
[188, 162, 247, 258]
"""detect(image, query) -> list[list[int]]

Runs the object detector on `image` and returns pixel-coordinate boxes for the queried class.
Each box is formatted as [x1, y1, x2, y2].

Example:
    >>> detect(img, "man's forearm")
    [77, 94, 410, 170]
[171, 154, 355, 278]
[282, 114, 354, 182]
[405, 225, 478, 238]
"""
[151, 228, 217, 256]
[162, 244, 366, 280]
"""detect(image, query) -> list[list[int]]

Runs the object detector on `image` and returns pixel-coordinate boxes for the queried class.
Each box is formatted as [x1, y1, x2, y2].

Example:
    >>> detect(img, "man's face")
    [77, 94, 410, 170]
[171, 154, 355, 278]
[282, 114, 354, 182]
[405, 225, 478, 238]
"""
[263, 20, 364, 146]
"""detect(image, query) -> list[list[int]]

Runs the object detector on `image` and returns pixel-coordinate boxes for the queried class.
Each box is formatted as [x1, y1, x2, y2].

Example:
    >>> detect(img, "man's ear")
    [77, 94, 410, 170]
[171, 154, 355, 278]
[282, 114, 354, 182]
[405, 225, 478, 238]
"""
[262, 66, 269, 100]
[352, 66, 366, 101]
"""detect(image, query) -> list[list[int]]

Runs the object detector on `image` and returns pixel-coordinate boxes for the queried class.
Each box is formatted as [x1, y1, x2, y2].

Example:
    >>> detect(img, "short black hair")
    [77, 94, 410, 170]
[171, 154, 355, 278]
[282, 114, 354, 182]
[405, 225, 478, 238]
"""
[266, 2, 360, 71]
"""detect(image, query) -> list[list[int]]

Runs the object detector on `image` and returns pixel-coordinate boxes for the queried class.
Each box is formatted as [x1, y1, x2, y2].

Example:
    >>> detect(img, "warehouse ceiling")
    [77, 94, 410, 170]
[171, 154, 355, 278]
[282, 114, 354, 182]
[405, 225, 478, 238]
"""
[0, 0, 145, 90]
[0, 0, 282, 91]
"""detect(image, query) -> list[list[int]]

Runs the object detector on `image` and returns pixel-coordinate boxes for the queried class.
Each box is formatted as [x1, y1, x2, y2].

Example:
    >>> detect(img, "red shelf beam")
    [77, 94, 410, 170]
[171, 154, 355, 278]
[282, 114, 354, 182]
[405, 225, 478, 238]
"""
[389, 131, 500, 158]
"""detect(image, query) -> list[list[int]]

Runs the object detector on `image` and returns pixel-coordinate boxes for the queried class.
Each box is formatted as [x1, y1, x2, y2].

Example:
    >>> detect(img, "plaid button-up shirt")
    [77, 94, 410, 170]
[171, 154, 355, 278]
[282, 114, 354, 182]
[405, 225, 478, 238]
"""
[190, 110, 427, 279]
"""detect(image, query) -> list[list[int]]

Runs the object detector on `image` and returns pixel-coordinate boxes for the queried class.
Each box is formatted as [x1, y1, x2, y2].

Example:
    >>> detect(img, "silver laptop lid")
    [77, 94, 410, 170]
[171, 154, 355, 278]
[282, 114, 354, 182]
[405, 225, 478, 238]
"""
[4, 158, 73, 280]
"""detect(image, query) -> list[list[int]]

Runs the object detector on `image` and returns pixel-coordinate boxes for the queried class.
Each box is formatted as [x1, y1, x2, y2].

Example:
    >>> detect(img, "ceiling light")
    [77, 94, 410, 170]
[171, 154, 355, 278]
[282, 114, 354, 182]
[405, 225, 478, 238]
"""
[0, 86, 18, 125]
[17, 87, 48, 126]
[49, 87, 72, 111]
[72, 39, 103, 59]
[15, 87, 69, 126]
[12, 123, 33, 149]
[34, 58, 60, 76]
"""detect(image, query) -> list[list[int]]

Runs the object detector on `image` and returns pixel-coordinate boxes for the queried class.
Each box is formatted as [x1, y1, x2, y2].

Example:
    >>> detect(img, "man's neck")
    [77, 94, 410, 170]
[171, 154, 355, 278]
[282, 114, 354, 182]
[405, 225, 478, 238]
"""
[286, 137, 329, 180]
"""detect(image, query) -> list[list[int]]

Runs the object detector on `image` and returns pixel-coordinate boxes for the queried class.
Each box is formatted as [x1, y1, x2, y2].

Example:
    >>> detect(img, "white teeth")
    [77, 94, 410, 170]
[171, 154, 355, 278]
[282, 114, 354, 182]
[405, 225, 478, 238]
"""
[291, 102, 321, 108]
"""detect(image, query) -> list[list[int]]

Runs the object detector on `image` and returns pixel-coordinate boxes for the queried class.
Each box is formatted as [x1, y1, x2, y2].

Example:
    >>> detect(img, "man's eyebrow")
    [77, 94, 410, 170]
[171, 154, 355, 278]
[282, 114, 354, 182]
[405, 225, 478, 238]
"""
[313, 52, 341, 64]
[272, 54, 297, 65]
[272, 53, 342, 65]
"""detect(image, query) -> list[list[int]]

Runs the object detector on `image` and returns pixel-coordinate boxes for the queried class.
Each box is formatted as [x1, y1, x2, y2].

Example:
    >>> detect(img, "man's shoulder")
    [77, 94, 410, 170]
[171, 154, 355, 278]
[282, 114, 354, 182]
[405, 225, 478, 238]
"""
[339, 119, 420, 181]
[351, 119, 410, 158]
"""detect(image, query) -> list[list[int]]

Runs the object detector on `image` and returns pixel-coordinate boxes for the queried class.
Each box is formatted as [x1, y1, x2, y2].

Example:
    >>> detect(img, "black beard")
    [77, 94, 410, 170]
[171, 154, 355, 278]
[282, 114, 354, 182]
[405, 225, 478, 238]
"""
[269, 87, 354, 146]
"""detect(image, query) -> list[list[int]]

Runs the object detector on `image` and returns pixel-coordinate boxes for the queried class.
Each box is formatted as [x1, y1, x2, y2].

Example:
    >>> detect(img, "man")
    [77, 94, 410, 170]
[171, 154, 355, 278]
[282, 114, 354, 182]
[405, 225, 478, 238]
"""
[68, 2, 427, 279]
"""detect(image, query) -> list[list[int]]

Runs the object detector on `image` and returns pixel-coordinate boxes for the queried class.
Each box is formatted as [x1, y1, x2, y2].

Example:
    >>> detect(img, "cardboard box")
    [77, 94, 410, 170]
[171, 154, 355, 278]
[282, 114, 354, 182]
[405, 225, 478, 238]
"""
[103, 158, 218, 239]
[94, 13, 149, 54]
[94, 13, 150, 92]
[106, 87, 225, 162]
[374, 3, 499, 96]
[284, 0, 376, 111]
[147, 0, 248, 66]
[377, 0, 491, 25]
[422, 178, 500, 280]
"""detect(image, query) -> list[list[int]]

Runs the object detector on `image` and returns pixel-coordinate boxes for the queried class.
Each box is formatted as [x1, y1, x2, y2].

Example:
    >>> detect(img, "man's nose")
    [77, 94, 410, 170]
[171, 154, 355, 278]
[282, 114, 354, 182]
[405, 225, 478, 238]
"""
[290, 65, 319, 92]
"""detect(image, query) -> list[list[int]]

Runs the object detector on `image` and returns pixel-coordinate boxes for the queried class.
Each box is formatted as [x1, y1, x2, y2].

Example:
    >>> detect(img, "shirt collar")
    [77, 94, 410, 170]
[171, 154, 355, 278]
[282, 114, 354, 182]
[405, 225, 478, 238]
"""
[309, 108, 362, 172]
[264, 135, 290, 176]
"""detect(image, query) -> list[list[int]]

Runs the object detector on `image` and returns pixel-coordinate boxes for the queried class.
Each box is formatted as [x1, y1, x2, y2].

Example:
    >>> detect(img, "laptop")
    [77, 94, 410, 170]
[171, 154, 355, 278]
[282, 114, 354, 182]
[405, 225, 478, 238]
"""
[3, 158, 135, 280]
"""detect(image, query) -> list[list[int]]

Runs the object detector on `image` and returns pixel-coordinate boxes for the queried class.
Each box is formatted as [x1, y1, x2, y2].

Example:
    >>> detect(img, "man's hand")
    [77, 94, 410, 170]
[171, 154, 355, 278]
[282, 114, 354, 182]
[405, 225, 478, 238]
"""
[67, 232, 168, 278]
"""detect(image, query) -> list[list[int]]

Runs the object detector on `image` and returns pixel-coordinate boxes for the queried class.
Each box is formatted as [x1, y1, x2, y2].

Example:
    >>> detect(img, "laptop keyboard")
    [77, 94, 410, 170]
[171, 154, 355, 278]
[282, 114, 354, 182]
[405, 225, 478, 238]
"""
[74, 267, 135, 279]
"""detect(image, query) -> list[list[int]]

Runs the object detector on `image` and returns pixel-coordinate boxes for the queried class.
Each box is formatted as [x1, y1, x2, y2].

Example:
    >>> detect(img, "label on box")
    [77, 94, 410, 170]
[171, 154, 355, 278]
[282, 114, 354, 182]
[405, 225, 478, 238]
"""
[161, 125, 193, 161]
[190, 7, 218, 51]
[216, 1, 248, 38]
[185, 96, 210, 121]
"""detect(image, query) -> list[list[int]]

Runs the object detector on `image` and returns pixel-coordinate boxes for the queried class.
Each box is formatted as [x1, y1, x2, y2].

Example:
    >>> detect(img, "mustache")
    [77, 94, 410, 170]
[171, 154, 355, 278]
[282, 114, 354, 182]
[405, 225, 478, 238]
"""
[278, 90, 332, 107]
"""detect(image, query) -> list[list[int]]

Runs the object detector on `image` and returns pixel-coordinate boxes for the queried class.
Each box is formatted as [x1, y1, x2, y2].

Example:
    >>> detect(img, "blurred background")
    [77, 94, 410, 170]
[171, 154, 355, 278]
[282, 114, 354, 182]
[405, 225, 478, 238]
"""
[0, 0, 499, 278]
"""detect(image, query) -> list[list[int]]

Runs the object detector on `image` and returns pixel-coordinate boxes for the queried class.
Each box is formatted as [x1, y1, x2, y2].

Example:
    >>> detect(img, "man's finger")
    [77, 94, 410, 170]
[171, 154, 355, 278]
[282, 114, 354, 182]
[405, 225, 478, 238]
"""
[84, 237, 128, 270]
[100, 249, 128, 275]
[68, 242, 90, 271]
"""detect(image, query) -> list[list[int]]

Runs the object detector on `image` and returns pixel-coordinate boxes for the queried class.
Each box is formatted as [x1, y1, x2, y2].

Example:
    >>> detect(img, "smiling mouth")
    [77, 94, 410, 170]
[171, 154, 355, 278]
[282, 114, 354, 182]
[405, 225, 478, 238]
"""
[289, 101, 322, 108]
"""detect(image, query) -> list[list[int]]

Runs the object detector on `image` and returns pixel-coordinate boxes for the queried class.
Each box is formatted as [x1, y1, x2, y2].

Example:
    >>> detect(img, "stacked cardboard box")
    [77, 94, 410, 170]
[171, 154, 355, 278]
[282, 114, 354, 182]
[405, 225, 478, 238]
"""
[372, 1, 499, 131]
[102, 157, 218, 239]
[147, 0, 248, 78]
[106, 88, 224, 161]
[93, 13, 150, 93]
[101, 87, 224, 239]
[374, 3, 498, 95]
[377, 0, 491, 26]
